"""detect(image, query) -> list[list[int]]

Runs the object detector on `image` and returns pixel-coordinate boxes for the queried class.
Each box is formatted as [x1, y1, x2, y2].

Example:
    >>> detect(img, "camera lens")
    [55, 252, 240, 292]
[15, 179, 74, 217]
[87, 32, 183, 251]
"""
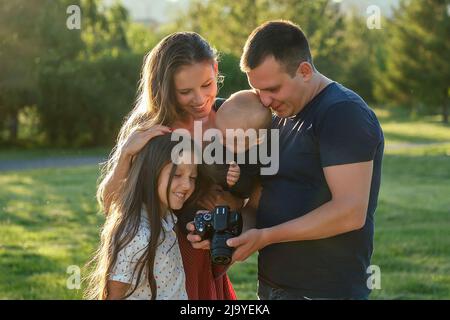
[211, 234, 233, 265]
[212, 254, 231, 265]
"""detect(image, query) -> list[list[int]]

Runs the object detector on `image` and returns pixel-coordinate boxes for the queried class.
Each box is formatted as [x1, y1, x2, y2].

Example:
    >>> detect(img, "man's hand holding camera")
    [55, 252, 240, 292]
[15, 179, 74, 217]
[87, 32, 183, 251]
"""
[226, 228, 270, 263]
[186, 223, 271, 264]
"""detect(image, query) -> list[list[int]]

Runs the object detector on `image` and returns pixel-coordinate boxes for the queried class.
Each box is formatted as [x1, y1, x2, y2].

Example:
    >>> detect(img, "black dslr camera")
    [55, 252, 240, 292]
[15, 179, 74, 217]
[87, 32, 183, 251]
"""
[194, 206, 243, 265]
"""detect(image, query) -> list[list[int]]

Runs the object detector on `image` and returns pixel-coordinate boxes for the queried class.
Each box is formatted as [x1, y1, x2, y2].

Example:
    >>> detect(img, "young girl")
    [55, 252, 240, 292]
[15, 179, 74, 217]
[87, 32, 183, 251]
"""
[85, 134, 204, 300]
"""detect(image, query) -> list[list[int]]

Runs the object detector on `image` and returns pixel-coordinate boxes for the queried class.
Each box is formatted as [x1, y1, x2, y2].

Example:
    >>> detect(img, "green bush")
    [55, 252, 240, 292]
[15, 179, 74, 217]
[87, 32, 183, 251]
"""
[37, 52, 141, 146]
[218, 53, 250, 99]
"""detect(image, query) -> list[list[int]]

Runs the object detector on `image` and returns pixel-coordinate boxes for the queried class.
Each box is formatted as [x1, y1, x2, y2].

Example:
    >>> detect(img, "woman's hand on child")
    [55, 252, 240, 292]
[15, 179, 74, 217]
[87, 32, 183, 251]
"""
[121, 125, 172, 159]
[226, 162, 240, 187]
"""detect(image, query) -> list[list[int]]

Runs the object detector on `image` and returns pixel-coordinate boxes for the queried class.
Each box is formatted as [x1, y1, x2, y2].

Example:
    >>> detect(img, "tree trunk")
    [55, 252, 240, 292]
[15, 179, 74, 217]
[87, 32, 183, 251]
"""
[443, 97, 449, 124]
[8, 110, 19, 142]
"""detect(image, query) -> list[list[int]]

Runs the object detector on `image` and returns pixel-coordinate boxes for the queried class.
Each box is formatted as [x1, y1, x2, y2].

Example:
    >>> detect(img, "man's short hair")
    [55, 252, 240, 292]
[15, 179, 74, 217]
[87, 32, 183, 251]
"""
[240, 20, 314, 77]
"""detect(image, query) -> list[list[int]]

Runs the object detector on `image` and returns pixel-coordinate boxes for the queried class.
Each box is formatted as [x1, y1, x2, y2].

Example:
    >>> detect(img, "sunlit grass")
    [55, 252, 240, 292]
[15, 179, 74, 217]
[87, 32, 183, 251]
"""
[0, 166, 103, 299]
[1, 109, 450, 299]
[374, 107, 450, 147]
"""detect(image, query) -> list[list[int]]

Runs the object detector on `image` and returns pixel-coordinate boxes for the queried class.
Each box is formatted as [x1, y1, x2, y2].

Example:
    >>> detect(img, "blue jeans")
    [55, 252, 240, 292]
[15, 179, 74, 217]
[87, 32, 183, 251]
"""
[258, 280, 311, 300]
[257, 280, 368, 300]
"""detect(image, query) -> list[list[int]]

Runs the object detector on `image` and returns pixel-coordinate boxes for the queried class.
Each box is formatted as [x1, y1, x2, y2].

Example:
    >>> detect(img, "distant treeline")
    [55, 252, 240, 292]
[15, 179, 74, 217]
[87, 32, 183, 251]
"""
[0, 0, 448, 147]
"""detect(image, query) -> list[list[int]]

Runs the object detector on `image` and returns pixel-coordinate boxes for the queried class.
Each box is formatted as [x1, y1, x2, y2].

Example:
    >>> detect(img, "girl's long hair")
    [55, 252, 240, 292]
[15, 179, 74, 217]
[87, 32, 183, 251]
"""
[97, 32, 219, 214]
[85, 134, 205, 300]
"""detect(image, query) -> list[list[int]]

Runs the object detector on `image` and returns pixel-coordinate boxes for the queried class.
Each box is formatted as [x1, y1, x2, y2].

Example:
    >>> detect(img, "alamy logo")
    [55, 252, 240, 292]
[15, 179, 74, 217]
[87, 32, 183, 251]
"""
[66, 265, 81, 290]
[170, 121, 280, 175]
[366, 5, 382, 30]
[66, 5, 81, 30]
[367, 265, 381, 290]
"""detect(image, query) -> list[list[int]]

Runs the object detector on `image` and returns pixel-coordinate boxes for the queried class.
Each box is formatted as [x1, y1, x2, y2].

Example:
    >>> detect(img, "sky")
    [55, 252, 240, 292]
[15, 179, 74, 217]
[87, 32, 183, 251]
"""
[103, 0, 400, 24]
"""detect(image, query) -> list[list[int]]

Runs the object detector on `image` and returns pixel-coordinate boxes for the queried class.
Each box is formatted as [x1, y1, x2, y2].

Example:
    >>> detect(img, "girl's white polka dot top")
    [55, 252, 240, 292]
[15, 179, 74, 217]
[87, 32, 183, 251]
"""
[109, 208, 188, 300]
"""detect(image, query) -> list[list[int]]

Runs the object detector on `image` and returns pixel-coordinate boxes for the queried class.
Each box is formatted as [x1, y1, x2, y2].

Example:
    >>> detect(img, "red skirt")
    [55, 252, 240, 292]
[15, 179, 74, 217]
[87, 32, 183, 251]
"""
[177, 229, 237, 300]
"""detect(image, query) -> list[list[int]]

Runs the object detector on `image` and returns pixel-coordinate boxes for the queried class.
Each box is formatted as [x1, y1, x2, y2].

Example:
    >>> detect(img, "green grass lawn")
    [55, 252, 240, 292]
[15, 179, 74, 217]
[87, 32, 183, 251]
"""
[0, 108, 449, 299]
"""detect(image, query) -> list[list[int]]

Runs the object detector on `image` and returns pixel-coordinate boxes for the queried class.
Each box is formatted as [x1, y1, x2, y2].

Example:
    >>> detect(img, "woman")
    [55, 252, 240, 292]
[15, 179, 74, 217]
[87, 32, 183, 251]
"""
[97, 32, 243, 299]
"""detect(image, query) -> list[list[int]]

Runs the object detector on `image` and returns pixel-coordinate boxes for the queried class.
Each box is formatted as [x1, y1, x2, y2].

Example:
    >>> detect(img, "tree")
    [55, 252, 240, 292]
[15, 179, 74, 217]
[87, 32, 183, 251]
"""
[339, 12, 387, 103]
[0, 0, 43, 142]
[80, 0, 130, 56]
[268, 0, 347, 80]
[0, 0, 84, 144]
[174, 0, 349, 93]
[0, 0, 146, 146]
[377, 0, 450, 123]
[36, 0, 139, 146]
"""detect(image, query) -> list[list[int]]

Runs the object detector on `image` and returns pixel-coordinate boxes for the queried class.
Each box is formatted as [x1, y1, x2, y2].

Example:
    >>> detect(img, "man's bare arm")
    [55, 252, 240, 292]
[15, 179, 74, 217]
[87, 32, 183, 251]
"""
[265, 161, 373, 243]
[105, 280, 130, 300]
[228, 161, 373, 262]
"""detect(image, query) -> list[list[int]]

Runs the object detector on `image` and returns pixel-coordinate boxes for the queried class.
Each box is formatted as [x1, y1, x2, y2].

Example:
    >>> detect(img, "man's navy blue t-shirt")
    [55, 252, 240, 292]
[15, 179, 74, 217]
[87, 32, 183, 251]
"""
[257, 82, 384, 299]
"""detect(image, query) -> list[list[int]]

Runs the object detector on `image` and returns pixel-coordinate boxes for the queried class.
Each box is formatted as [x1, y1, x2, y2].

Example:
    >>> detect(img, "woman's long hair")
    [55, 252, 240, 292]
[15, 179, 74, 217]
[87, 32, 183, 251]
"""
[97, 32, 219, 214]
[85, 134, 205, 300]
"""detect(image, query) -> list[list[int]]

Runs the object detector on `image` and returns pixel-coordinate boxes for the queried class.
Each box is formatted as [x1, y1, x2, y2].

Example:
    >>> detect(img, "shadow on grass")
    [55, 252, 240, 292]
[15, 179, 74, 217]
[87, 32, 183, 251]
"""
[0, 248, 66, 299]
[370, 153, 450, 299]
[382, 154, 450, 179]
[0, 166, 103, 298]
[0, 166, 103, 230]
[375, 106, 450, 126]
[384, 131, 449, 144]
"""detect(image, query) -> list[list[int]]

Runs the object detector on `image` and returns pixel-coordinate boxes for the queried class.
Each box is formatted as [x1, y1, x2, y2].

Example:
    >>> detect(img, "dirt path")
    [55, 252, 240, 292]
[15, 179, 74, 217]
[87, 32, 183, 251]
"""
[0, 156, 107, 172]
[1, 141, 448, 172]
[385, 141, 449, 150]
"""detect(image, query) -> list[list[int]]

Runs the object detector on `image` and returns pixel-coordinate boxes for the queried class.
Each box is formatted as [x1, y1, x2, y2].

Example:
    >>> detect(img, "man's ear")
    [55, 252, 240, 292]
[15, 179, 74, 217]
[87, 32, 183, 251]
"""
[296, 62, 314, 82]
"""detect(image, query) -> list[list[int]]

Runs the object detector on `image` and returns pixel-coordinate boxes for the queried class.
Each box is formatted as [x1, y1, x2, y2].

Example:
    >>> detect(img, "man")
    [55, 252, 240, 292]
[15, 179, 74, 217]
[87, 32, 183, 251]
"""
[189, 20, 384, 300]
